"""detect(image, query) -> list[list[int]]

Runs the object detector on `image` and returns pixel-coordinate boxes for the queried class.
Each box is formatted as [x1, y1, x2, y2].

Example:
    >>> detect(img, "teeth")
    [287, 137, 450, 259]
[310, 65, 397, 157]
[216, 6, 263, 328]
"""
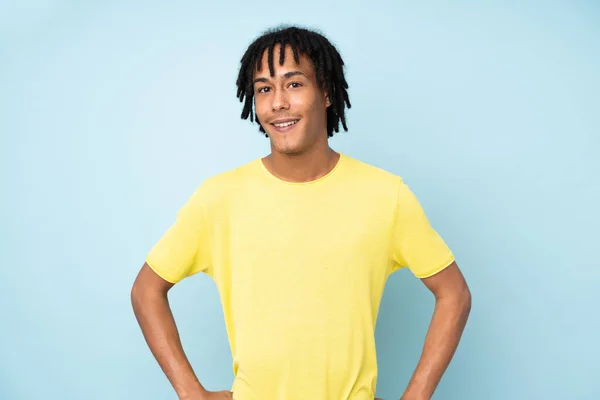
[274, 120, 298, 127]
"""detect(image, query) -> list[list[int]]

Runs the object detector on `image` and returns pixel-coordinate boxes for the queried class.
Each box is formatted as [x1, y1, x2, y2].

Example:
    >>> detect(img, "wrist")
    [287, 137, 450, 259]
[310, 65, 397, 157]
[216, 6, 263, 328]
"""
[177, 384, 207, 400]
[401, 396, 428, 400]
[401, 387, 429, 400]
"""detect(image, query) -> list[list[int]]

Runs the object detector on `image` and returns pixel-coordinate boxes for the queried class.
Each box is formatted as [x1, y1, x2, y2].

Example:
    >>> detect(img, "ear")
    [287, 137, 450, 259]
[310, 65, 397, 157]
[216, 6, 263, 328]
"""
[324, 92, 331, 108]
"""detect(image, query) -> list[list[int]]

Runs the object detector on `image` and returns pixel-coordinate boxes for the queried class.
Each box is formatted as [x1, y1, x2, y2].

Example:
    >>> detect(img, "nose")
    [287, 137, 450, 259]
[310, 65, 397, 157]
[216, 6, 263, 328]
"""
[271, 88, 290, 111]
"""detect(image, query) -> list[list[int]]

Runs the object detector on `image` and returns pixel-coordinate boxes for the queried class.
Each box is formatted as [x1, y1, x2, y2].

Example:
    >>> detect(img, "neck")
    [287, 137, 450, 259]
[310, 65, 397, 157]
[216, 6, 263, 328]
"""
[262, 145, 340, 183]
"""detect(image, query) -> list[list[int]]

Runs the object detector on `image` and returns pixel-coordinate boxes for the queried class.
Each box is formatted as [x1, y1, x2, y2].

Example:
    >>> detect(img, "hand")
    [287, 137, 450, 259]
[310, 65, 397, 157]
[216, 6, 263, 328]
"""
[181, 389, 233, 400]
[199, 390, 234, 400]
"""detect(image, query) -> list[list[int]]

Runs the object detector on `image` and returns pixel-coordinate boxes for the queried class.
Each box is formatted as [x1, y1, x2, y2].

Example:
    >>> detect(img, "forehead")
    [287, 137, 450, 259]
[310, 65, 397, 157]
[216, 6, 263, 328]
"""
[254, 43, 314, 79]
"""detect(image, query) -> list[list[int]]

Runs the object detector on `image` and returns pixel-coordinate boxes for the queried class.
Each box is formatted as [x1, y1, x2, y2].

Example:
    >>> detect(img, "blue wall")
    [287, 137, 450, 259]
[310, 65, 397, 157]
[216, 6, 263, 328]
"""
[1, 1, 598, 399]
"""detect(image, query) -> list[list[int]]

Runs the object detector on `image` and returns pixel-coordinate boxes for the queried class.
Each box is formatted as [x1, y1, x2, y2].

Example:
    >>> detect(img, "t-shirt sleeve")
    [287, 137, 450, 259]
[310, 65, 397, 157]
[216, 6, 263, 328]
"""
[146, 185, 213, 283]
[390, 179, 455, 278]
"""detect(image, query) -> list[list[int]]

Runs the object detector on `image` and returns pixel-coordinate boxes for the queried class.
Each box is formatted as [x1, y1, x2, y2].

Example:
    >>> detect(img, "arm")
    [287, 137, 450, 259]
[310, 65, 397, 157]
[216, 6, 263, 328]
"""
[131, 263, 231, 400]
[401, 261, 472, 400]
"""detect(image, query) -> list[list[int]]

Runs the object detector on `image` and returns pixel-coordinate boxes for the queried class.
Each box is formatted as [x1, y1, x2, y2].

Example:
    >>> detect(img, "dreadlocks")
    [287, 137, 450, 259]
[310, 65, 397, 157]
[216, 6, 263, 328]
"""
[236, 25, 351, 138]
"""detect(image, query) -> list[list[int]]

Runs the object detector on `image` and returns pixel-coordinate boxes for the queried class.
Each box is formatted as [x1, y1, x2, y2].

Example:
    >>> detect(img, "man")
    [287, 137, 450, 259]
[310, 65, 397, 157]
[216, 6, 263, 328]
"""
[131, 26, 471, 400]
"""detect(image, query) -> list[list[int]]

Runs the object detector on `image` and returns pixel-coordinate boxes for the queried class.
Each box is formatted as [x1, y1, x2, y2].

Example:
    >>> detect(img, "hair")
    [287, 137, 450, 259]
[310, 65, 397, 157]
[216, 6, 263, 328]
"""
[236, 25, 351, 138]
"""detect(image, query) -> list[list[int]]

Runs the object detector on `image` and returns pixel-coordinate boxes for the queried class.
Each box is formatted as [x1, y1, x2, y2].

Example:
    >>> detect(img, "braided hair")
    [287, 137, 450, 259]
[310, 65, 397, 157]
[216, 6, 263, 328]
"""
[236, 25, 351, 138]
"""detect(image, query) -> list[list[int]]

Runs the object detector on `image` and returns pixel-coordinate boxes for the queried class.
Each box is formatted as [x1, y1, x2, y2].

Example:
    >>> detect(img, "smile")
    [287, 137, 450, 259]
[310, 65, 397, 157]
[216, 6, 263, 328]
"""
[273, 120, 299, 128]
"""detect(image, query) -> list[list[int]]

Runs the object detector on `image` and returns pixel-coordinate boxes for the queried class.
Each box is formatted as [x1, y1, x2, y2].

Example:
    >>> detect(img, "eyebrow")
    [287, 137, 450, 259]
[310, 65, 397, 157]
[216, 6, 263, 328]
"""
[253, 71, 307, 85]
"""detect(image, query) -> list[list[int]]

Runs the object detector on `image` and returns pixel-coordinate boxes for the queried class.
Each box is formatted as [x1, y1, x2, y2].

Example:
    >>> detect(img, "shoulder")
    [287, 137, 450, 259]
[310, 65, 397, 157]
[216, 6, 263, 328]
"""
[341, 153, 404, 189]
[193, 158, 260, 202]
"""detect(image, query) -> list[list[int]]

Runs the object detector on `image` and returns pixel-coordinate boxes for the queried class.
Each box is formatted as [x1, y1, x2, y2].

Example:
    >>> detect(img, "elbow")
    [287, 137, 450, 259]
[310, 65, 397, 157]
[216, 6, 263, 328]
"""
[130, 280, 159, 319]
[130, 280, 144, 311]
[130, 274, 152, 311]
[130, 272, 144, 303]
[460, 285, 472, 318]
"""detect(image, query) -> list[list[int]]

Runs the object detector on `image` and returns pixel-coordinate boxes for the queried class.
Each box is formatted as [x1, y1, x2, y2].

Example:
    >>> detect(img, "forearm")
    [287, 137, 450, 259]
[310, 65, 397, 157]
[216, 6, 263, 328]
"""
[403, 291, 471, 399]
[131, 288, 206, 398]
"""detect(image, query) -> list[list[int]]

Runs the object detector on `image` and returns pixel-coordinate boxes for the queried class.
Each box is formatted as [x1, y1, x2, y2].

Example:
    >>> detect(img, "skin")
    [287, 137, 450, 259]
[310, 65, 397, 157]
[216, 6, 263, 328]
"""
[253, 43, 339, 183]
[402, 262, 471, 400]
[130, 42, 471, 400]
[131, 264, 230, 400]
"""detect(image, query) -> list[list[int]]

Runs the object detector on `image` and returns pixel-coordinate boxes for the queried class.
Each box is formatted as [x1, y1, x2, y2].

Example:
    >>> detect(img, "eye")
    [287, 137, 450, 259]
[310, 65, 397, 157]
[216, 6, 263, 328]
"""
[257, 87, 270, 93]
[288, 82, 302, 88]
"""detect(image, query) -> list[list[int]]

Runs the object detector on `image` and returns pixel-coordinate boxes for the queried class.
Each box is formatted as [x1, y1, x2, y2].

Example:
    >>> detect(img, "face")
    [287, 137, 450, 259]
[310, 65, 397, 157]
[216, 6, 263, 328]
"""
[253, 44, 330, 155]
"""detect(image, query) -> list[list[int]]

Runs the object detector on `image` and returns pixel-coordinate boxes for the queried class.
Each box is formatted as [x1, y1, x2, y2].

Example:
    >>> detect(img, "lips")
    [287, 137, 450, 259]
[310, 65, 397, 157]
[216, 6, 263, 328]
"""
[273, 120, 299, 128]
[270, 118, 300, 133]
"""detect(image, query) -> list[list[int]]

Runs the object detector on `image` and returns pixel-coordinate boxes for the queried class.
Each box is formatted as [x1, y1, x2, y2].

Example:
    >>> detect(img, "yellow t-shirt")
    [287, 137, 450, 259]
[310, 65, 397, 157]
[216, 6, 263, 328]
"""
[146, 153, 454, 400]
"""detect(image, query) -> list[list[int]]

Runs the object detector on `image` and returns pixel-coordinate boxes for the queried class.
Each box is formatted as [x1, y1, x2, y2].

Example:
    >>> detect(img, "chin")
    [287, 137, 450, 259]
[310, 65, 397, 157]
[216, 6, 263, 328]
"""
[273, 143, 304, 155]
[268, 134, 305, 155]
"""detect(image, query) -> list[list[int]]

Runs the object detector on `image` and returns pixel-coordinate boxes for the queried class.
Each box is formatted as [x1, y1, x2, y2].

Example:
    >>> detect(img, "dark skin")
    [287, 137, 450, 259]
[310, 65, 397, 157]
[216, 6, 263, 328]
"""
[131, 264, 231, 400]
[254, 43, 338, 182]
[131, 43, 471, 400]
[402, 262, 471, 399]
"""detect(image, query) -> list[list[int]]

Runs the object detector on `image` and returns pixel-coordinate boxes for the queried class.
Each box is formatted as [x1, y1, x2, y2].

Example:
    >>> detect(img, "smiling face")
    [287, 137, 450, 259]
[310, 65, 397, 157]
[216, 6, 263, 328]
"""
[253, 44, 330, 155]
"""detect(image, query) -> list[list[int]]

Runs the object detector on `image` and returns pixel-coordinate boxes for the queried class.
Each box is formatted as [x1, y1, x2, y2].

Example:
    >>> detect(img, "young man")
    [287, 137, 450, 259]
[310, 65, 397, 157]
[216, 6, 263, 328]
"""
[131, 26, 471, 400]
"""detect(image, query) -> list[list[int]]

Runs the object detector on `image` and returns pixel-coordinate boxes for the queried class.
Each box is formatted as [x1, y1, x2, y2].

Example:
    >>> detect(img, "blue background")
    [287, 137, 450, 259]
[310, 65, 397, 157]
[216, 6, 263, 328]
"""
[1, 1, 598, 399]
